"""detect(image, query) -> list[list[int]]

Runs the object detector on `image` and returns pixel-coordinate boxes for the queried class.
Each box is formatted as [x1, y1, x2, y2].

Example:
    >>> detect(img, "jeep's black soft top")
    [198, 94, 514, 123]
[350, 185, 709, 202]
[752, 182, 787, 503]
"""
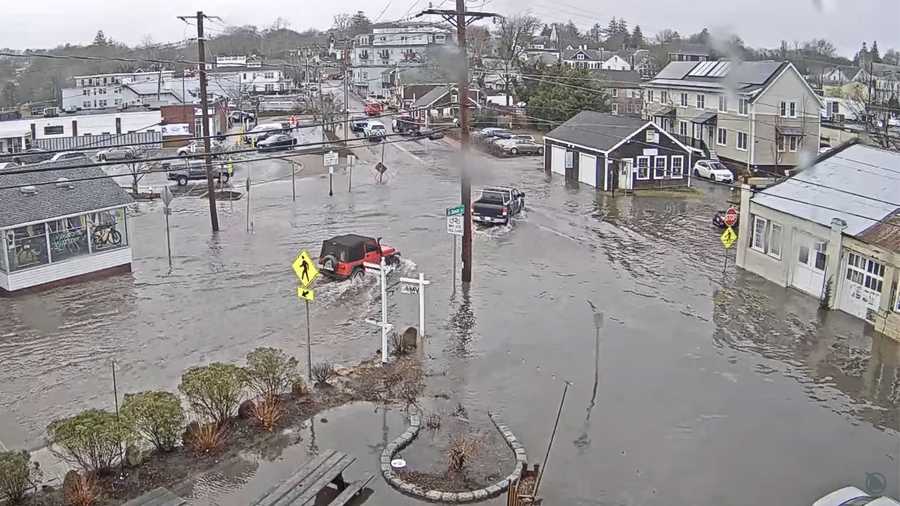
[320, 234, 375, 262]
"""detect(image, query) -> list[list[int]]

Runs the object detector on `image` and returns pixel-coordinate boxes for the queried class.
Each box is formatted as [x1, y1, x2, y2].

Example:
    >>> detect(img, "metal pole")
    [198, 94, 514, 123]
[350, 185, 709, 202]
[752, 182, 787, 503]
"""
[164, 210, 172, 268]
[329, 166, 333, 197]
[348, 164, 352, 192]
[723, 247, 728, 274]
[381, 256, 388, 364]
[456, 0, 473, 284]
[291, 161, 296, 202]
[418, 272, 425, 338]
[452, 235, 457, 295]
[305, 300, 312, 382]
[195, 11, 220, 232]
[112, 361, 124, 476]
[534, 380, 570, 497]
[245, 172, 251, 233]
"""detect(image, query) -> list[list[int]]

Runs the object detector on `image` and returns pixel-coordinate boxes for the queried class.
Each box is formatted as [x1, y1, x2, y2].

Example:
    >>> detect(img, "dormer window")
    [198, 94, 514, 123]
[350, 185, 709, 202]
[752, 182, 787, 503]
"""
[576, 53, 585, 60]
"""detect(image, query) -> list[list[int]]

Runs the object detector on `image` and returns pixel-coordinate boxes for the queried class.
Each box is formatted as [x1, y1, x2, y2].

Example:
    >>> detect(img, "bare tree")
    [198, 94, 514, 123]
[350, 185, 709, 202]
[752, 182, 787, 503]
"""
[496, 15, 540, 106]
[466, 25, 492, 59]
[332, 14, 352, 38]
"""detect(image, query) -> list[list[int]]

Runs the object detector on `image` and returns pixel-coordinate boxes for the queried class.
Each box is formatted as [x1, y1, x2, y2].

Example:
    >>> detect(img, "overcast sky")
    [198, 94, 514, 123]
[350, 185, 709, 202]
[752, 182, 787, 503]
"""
[3, 0, 898, 57]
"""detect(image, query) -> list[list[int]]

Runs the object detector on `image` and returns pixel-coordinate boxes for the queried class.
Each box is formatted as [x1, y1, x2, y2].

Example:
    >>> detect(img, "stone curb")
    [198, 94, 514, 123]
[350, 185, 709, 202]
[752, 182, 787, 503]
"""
[380, 409, 526, 503]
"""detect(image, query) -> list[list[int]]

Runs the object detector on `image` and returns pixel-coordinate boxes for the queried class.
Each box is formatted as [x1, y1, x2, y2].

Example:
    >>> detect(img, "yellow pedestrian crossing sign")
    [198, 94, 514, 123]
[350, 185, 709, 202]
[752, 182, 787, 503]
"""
[292, 250, 319, 287]
[720, 226, 738, 249]
[297, 286, 315, 302]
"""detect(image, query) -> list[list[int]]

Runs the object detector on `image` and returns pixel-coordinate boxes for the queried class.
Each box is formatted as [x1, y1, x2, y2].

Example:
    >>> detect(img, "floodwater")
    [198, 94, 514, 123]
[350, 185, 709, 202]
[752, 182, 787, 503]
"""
[2, 114, 900, 505]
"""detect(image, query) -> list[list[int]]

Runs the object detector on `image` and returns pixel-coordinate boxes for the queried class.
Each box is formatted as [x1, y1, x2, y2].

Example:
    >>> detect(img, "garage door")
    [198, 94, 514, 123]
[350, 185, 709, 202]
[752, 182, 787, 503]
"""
[838, 251, 884, 321]
[578, 153, 597, 187]
[551, 145, 566, 175]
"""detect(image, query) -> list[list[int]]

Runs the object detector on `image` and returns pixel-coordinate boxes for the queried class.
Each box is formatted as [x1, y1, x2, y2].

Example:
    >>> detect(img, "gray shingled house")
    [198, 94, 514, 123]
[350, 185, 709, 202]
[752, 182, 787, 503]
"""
[0, 162, 133, 293]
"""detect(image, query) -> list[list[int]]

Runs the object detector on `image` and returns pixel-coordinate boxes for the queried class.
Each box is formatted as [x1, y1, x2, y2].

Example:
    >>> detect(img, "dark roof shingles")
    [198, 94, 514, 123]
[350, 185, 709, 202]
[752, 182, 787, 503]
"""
[544, 111, 646, 151]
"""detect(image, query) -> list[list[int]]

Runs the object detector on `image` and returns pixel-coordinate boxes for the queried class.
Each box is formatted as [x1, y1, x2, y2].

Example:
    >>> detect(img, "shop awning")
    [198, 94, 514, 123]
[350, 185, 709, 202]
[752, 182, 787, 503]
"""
[777, 126, 804, 136]
[691, 111, 717, 124]
[646, 104, 675, 117]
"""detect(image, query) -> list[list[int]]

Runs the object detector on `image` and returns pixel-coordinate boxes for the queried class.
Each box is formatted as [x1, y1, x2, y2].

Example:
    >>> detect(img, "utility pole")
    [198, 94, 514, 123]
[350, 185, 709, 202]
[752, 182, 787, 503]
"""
[178, 11, 221, 232]
[417, 3, 501, 284]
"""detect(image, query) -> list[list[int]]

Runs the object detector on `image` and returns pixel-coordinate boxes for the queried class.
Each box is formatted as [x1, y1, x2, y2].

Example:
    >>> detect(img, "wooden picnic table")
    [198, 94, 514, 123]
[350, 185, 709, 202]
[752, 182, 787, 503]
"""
[252, 449, 373, 506]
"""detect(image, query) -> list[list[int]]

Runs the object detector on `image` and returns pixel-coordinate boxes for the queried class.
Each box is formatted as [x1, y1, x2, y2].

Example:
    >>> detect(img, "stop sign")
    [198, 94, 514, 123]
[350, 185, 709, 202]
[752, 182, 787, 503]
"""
[724, 207, 738, 227]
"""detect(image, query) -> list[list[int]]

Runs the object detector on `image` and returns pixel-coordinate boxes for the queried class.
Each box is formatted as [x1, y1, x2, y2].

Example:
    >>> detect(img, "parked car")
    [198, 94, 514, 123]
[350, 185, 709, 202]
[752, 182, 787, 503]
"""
[364, 121, 386, 141]
[257, 133, 297, 152]
[394, 115, 419, 135]
[245, 123, 289, 145]
[318, 234, 400, 281]
[96, 146, 139, 161]
[166, 159, 229, 186]
[473, 186, 525, 225]
[229, 110, 256, 123]
[13, 148, 52, 164]
[693, 159, 734, 183]
[177, 140, 225, 157]
[495, 139, 544, 156]
[364, 101, 384, 117]
[350, 117, 370, 133]
[474, 128, 511, 144]
[418, 127, 444, 140]
[49, 151, 89, 162]
[813, 486, 900, 506]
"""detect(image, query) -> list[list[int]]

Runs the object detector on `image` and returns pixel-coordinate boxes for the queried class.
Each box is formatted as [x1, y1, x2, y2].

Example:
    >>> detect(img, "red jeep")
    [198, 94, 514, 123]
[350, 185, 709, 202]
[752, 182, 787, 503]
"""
[318, 234, 400, 280]
[364, 101, 384, 117]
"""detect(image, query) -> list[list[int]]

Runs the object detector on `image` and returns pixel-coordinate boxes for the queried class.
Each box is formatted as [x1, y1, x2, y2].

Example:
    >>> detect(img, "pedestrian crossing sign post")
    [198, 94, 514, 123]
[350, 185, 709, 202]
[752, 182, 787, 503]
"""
[720, 226, 737, 249]
[292, 250, 319, 288]
[292, 249, 319, 382]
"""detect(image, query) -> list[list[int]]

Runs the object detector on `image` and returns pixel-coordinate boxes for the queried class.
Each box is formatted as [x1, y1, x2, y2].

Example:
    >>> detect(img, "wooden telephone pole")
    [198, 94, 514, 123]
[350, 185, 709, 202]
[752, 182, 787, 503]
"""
[178, 11, 221, 232]
[418, 2, 501, 284]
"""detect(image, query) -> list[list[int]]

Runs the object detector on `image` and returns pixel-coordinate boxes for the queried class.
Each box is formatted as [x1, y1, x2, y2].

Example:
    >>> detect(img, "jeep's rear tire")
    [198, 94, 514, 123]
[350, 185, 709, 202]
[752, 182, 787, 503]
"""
[386, 254, 400, 266]
[177, 176, 188, 186]
[351, 267, 364, 281]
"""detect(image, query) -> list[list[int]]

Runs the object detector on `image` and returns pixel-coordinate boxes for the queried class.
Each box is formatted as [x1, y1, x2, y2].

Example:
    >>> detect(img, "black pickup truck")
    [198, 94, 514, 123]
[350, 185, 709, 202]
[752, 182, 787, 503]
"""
[472, 186, 525, 226]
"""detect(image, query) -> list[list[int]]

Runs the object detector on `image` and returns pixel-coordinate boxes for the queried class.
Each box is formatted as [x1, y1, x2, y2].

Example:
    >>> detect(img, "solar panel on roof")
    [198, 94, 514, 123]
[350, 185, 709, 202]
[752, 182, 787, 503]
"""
[688, 61, 717, 76]
[708, 61, 731, 77]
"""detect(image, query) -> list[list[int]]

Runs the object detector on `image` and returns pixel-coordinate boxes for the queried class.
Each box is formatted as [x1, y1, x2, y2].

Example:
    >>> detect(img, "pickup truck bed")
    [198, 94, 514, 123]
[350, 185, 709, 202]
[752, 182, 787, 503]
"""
[472, 187, 525, 225]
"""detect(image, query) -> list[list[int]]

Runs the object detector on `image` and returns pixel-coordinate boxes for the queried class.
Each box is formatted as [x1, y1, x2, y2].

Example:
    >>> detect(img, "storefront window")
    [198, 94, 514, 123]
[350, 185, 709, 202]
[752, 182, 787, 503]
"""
[0, 233, 7, 272]
[48, 215, 90, 263]
[89, 208, 127, 252]
[7, 224, 50, 271]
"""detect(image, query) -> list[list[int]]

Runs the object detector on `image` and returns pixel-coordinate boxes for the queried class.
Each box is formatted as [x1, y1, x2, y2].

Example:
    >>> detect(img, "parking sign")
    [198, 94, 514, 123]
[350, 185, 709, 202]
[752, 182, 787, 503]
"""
[446, 205, 464, 236]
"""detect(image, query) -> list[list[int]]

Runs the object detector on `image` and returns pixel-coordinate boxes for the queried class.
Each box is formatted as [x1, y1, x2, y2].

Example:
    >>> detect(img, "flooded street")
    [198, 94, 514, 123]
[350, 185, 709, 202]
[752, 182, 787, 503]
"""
[2, 120, 898, 505]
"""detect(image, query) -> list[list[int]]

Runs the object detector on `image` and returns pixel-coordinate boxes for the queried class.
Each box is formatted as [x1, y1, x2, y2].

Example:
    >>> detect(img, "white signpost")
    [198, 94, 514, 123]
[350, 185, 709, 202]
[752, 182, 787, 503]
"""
[364, 257, 391, 364]
[161, 186, 174, 268]
[400, 272, 431, 339]
[347, 154, 356, 191]
[446, 205, 464, 291]
[325, 151, 338, 197]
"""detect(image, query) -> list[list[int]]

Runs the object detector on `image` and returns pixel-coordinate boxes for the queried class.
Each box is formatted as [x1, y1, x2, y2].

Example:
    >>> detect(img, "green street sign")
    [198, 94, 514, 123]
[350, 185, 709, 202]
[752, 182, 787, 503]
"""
[446, 205, 464, 217]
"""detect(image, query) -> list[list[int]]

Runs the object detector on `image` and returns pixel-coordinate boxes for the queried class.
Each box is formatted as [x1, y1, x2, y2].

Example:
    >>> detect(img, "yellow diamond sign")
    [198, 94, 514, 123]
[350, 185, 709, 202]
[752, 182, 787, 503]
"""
[297, 286, 315, 302]
[292, 249, 319, 287]
[720, 226, 738, 249]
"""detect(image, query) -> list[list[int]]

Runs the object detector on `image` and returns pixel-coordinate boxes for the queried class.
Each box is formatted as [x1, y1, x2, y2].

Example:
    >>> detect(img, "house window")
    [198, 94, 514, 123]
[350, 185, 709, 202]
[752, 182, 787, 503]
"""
[813, 241, 827, 270]
[789, 102, 797, 118]
[789, 136, 799, 152]
[679, 121, 688, 137]
[264, 72, 274, 79]
[83, 101, 91, 108]
[653, 156, 667, 178]
[611, 88, 618, 97]
[636, 156, 650, 179]
[769, 223, 782, 259]
[611, 103, 618, 115]
[680, 92, 688, 107]
[645, 129, 659, 143]
[83, 89, 90, 95]
[265, 84, 274, 92]
[47, 216, 90, 263]
[648, 90, 655, 102]
[243, 73, 248, 80]
[737, 131, 748, 151]
[670, 156, 684, 178]
[717, 127, 727, 146]
[718, 95, 727, 112]
[6, 224, 50, 271]
[738, 98, 748, 115]
[751, 216, 768, 252]
[846, 252, 885, 293]
[661, 90, 668, 103]
[576, 53, 585, 60]
[89, 208, 127, 252]
[43, 125, 64, 135]
[99, 99, 107, 107]
[777, 135, 785, 152]
[696, 94, 705, 109]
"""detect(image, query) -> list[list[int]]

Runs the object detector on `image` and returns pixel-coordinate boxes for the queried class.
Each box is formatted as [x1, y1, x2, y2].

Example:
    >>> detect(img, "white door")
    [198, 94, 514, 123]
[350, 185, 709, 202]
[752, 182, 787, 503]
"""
[551, 145, 566, 175]
[838, 252, 885, 320]
[791, 234, 827, 298]
[618, 159, 633, 190]
[578, 153, 597, 187]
